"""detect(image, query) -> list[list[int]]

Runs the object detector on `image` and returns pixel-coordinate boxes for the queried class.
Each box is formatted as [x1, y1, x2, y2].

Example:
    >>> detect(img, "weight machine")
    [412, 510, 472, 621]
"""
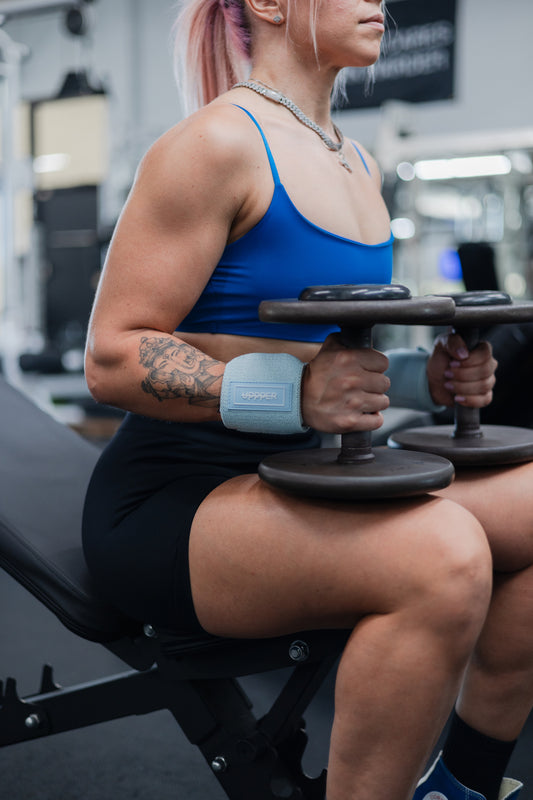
[0, 0, 99, 411]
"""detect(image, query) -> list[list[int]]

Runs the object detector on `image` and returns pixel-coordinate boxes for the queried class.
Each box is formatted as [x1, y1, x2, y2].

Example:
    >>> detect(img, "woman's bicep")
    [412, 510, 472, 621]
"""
[94, 207, 226, 339]
[90, 114, 246, 341]
[94, 182, 233, 340]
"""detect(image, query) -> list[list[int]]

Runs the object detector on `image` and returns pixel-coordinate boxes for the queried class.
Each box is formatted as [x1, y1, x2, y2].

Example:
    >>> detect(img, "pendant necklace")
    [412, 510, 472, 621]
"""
[233, 79, 353, 173]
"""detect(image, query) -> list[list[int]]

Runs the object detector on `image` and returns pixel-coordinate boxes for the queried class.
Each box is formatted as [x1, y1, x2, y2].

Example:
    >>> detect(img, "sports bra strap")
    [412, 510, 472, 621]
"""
[350, 141, 372, 176]
[231, 104, 281, 186]
[232, 104, 371, 180]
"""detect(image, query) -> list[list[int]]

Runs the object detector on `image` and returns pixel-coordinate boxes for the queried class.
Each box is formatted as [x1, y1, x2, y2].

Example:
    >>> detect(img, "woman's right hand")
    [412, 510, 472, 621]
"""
[301, 334, 391, 433]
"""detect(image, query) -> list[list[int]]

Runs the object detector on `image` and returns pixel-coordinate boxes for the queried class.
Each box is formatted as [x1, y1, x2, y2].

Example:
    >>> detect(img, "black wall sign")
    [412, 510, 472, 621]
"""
[343, 0, 457, 110]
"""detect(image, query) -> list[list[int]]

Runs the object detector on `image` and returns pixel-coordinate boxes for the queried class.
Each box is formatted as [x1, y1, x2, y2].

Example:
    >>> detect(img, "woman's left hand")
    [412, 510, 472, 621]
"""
[427, 331, 498, 408]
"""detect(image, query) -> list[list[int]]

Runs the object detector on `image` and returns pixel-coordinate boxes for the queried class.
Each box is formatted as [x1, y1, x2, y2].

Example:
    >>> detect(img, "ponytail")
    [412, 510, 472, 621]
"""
[173, 0, 387, 114]
[173, 0, 251, 113]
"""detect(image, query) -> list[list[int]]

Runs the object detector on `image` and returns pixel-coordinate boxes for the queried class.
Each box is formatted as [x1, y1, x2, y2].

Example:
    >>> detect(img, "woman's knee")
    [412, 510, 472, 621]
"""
[408, 501, 493, 643]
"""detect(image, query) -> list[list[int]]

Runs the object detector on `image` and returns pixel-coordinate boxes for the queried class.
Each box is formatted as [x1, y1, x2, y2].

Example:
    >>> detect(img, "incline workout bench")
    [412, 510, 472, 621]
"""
[0, 375, 349, 799]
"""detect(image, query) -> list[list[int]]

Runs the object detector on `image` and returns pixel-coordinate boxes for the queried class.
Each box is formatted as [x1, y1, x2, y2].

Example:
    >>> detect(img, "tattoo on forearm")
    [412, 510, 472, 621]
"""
[139, 337, 221, 406]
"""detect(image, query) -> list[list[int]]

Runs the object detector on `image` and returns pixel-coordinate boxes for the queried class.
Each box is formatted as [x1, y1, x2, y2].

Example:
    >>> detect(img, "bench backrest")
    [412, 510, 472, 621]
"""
[0, 377, 136, 642]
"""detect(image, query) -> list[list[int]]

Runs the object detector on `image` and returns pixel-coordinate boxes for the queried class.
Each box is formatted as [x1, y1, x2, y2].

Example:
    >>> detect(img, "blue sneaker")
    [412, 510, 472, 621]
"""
[414, 753, 522, 800]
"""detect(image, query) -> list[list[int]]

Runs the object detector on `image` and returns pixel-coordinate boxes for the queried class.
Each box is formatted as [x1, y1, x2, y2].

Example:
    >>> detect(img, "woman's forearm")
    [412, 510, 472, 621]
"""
[85, 330, 225, 422]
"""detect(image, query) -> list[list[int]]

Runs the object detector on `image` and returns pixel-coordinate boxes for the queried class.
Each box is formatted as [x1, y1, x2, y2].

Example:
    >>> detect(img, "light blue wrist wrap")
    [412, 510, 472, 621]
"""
[385, 348, 446, 413]
[220, 353, 309, 434]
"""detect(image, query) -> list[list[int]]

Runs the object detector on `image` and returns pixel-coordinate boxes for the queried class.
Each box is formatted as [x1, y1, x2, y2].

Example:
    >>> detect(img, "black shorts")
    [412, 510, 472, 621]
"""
[82, 413, 320, 633]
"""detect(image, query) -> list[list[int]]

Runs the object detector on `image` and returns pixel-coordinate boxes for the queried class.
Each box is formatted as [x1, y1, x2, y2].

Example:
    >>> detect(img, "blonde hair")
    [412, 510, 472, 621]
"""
[173, 0, 385, 113]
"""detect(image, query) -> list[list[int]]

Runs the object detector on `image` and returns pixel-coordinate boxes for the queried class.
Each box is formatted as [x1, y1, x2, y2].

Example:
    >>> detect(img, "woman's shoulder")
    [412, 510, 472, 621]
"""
[127, 102, 259, 226]
[139, 101, 257, 182]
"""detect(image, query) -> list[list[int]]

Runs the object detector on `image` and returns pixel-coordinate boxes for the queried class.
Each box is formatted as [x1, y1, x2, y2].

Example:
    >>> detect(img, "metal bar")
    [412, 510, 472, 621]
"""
[0, 26, 26, 386]
[0, 667, 218, 746]
[0, 0, 76, 18]
[0, 32, 17, 317]
[259, 654, 338, 746]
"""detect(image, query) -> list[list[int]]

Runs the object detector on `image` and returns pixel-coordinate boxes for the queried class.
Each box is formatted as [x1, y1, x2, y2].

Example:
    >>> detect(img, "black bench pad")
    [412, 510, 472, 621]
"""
[0, 377, 135, 642]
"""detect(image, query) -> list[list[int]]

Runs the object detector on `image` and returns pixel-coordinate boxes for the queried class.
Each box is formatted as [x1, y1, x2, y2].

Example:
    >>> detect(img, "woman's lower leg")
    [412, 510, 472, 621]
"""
[457, 566, 533, 740]
[326, 546, 492, 800]
[419, 466, 533, 800]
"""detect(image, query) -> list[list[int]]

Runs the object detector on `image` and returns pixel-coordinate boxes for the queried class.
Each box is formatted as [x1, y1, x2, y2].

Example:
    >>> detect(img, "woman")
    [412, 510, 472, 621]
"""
[82, 2, 533, 799]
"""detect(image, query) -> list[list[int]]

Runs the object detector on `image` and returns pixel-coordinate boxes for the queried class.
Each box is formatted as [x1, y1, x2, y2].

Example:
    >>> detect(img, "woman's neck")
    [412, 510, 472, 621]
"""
[248, 62, 338, 132]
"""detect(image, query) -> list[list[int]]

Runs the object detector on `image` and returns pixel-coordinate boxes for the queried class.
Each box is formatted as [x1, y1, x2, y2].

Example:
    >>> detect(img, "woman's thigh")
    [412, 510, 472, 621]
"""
[435, 461, 533, 571]
[189, 474, 491, 638]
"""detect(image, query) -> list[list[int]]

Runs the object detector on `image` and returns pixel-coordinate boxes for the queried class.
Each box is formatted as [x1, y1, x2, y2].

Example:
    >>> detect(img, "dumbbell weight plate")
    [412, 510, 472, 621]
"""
[259, 288, 456, 328]
[389, 425, 533, 467]
[257, 286, 456, 500]
[453, 297, 533, 328]
[259, 447, 455, 500]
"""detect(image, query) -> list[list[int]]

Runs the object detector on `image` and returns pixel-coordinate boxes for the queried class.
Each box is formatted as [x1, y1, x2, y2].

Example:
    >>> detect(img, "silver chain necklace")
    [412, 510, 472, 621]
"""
[233, 79, 353, 173]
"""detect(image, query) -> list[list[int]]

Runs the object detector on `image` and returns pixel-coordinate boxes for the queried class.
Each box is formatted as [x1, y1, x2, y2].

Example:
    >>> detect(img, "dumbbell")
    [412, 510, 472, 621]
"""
[257, 284, 456, 500]
[389, 291, 533, 466]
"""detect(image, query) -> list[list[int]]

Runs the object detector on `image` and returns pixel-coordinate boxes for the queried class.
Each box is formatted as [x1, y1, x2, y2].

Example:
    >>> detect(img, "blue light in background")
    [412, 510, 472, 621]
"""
[439, 248, 463, 282]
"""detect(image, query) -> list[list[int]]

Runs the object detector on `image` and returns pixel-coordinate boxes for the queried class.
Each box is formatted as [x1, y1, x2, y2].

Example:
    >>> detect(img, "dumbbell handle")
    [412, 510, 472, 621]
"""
[340, 319, 486, 451]
[452, 326, 485, 440]
[340, 320, 488, 453]
[337, 326, 375, 464]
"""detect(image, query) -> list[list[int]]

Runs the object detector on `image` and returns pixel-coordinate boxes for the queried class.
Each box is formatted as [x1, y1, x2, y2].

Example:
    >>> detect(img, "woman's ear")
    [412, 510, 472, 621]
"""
[243, 0, 286, 27]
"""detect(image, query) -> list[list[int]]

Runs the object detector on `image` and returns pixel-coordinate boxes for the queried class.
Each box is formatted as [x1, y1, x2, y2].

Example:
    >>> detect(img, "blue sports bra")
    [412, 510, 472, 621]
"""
[179, 106, 394, 342]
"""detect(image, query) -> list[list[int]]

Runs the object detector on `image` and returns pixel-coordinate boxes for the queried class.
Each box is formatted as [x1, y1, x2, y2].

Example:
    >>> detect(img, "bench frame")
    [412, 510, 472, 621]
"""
[0, 377, 347, 799]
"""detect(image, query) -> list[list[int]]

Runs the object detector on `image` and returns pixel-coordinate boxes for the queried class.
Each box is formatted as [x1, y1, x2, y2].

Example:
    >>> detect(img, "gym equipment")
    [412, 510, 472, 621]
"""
[0, 1, 87, 20]
[389, 291, 533, 466]
[257, 284, 456, 500]
[0, 375, 350, 800]
[0, 25, 27, 388]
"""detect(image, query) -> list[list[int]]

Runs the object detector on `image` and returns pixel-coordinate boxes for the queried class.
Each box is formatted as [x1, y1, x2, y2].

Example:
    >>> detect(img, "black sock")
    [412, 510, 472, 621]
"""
[442, 712, 517, 800]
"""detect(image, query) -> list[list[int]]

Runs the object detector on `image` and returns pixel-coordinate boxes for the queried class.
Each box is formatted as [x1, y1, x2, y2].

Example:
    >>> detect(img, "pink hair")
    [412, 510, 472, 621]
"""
[173, 0, 251, 113]
[173, 0, 385, 112]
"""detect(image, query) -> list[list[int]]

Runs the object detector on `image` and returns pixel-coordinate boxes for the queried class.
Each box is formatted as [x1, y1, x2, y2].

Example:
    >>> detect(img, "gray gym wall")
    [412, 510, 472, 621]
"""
[3, 0, 532, 226]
